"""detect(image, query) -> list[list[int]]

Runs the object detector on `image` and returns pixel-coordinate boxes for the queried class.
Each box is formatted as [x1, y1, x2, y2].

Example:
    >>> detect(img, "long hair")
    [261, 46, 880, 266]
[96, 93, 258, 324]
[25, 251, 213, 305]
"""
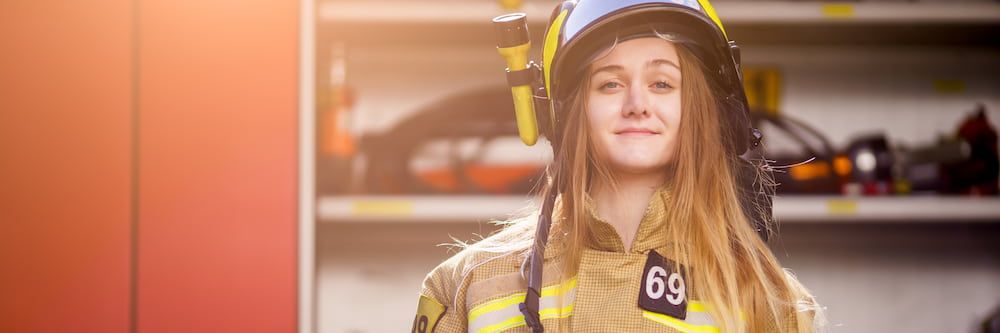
[462, 41, 821, 333]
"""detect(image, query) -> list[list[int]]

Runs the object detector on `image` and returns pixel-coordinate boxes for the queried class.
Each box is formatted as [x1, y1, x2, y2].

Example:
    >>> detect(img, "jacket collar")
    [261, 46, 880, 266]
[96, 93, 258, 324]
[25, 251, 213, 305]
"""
[583, 184, 672, 253]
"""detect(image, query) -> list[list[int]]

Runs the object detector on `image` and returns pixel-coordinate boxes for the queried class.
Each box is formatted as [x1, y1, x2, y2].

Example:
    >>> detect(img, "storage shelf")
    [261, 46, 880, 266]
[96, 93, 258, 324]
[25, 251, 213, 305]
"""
[320, 1, 1000, 25]
[317, 195, 1000, 223]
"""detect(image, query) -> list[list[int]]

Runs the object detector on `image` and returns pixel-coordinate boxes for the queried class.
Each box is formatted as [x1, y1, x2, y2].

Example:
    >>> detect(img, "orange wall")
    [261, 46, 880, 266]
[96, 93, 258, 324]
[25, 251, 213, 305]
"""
[135, 0, 298, 332]
[0, 1, 134, 332]
[0, 0, 299, 332]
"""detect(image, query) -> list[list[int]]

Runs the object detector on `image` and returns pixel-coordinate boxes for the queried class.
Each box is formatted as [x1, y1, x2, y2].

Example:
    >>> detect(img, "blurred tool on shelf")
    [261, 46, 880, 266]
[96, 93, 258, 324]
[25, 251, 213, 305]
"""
[320, 43, 357, 158]
[945, 104, 999, 195]
[841, 133, 894, 195]
[887, 104, 998, 196]
[752, 111, 842, 194]
[745, 65, 844, 194]
[754, 105, 999, 197]
[357, 86, 549, 195]
[742, 65, 998, 197]
[318, 43, 363, 195]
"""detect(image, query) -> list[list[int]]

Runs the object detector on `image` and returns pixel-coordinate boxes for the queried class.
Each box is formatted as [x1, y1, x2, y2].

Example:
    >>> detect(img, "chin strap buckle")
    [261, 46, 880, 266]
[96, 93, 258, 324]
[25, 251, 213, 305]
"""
[518, 289, 544, 333]
[750, 127, 764, 148]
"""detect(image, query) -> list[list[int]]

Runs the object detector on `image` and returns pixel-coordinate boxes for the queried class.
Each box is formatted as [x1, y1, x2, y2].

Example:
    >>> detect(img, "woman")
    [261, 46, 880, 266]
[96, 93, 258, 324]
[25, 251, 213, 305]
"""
[413, 1, 822, 332]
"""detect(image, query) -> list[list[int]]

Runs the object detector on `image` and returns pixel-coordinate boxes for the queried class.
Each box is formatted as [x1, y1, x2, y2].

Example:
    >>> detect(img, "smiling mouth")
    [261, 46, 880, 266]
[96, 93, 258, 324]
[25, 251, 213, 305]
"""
[615, 128, 660, 135]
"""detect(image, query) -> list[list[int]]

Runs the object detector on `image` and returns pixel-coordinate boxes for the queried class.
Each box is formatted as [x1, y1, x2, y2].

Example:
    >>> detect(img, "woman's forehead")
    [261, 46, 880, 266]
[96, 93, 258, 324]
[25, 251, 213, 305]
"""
[590, 37, 680, 70]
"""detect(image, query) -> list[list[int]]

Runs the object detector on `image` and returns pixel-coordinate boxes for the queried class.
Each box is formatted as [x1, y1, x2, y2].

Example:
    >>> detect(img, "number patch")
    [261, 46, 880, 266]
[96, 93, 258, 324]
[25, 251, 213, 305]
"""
[638, 250, 687, 320]
[412, 294, 446, 333]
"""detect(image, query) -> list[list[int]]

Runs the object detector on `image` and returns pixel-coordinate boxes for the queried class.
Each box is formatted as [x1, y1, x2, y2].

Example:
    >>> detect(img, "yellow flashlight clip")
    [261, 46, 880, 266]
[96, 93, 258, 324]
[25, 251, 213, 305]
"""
[493, 13, 543, 146]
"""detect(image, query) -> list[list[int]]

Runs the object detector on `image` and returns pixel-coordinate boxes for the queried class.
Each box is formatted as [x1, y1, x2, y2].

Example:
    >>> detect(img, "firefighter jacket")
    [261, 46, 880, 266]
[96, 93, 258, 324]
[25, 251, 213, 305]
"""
[413, 187, 816, 333]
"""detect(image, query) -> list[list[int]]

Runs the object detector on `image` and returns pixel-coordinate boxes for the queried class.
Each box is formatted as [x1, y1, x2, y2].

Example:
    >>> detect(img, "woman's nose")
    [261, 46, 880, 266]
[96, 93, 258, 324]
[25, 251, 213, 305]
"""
[621, 84, 650, 117]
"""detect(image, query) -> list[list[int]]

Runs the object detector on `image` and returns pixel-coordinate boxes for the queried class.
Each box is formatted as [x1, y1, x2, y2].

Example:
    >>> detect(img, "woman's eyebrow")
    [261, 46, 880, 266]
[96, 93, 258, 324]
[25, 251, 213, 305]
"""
[647, 59, 679, 69]
[591, 64, 624, 76]
[591, 59, 678, 77]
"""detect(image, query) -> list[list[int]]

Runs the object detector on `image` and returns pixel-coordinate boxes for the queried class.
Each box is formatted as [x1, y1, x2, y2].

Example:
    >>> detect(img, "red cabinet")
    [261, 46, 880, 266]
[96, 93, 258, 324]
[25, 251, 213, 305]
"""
[0, 1, 300, 332]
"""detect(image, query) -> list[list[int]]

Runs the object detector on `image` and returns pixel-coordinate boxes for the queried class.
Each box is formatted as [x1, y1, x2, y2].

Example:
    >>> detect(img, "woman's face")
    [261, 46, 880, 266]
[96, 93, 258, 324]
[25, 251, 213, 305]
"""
[586, 37, 682, 176]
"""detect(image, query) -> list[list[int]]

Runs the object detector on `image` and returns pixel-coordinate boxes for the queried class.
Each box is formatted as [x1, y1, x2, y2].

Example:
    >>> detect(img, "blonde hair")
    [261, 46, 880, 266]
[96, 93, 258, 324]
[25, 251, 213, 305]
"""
[461, 40, 821, 333]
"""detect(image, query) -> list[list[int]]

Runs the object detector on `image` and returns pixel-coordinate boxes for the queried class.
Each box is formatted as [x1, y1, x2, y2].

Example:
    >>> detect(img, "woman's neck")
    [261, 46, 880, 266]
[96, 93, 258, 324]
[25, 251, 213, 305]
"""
[590, 171, 667, 251]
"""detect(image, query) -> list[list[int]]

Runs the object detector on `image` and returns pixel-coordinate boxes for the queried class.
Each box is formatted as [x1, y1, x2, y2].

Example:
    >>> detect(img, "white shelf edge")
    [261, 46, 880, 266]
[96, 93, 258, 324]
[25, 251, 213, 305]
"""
[772, 196, 1000, 223]
[319, 1, 1000, 25]
[317, 195, 539, 222]
[317, 195, 1000, 223]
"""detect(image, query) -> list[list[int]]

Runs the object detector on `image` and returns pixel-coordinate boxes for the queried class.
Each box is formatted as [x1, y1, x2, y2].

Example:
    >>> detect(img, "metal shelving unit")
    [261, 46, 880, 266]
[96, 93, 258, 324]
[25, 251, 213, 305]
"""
[315, 2, 1000, 332]
[314, 1, 1000, 224]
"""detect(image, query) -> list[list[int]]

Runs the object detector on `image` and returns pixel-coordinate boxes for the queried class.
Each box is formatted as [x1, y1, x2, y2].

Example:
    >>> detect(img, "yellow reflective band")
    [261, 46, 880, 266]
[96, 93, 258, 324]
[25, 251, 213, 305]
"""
[643, 310, 721, 333]
[467, 278, 577, 333]
[467, 294, 523, 324]
[414, 294, 447, 333]
[467, 278, 577, 323]
[688, 300, 709, 313]
[538, 303, 574, 319]
[476, 304, 574, 333]
[695, 0, 727, 39]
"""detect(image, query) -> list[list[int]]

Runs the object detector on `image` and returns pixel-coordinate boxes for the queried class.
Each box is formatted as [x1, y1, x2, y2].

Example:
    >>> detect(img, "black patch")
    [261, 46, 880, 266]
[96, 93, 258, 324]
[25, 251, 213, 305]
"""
[638, 250, 687, 320]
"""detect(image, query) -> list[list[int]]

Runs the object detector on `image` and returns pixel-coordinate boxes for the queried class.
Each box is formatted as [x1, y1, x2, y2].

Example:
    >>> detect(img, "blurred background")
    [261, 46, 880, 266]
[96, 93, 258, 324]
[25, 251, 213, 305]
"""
[2, 0, 999, 332]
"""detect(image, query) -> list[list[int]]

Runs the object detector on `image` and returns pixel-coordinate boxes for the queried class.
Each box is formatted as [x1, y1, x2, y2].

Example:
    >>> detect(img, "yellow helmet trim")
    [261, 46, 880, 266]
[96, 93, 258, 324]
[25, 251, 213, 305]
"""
[542, 9, 569, 99]
[696, 0, 727, 39]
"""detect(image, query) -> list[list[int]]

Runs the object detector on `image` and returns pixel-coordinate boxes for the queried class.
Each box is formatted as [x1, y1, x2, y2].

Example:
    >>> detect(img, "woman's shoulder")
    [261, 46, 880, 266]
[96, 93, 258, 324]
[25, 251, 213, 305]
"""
[782, 269, 825, 332]
[412, 219, 539, 332]
[418, 217, 536, 307]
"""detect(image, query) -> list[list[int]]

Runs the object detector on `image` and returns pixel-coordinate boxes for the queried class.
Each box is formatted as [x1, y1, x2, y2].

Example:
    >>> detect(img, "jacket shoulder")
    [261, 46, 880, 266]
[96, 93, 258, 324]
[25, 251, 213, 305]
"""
[783, 269, 824, 332]
[420, 229, 529, 305]
[415, 222, 533, 332]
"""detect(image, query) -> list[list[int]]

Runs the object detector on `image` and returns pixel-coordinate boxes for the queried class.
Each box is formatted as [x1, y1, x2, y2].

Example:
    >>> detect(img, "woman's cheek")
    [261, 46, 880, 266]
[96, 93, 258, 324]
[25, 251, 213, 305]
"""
[588, 95, 618, 119]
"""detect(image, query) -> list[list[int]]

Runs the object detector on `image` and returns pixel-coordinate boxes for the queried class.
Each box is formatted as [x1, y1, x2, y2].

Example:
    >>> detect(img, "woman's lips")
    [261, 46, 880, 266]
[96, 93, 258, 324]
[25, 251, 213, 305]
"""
[615, 128, 659, 135]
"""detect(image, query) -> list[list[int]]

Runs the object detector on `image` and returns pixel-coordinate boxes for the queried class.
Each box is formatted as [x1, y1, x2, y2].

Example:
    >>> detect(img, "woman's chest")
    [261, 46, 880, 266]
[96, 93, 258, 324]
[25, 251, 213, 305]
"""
[464, 249, 719, 333]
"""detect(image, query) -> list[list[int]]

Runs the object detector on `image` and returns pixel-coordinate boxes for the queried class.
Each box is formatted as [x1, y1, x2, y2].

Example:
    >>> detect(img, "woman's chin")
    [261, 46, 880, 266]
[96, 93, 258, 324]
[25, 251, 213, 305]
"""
[609, 158, 670, 176]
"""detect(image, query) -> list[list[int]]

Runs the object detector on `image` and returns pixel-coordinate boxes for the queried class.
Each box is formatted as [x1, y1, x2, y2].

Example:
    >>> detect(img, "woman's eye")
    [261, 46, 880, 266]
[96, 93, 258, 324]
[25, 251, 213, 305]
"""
[601, 81, 622, 90]
[652, 81, 673, 90]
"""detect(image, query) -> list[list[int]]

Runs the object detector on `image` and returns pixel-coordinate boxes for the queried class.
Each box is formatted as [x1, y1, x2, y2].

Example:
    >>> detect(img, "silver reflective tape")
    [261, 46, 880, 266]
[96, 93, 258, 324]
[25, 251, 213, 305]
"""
[683, 310, 717, 327]
[468, 287, 576, 333]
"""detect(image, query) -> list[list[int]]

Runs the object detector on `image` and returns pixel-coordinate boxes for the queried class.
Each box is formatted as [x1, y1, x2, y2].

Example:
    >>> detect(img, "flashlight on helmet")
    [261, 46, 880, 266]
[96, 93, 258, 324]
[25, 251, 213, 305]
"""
[493, 13, 541, 146]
